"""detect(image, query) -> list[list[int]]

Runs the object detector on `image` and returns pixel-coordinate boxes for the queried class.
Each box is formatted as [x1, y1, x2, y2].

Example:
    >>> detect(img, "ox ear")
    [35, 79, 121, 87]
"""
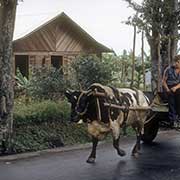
[64, 89, 73, 99]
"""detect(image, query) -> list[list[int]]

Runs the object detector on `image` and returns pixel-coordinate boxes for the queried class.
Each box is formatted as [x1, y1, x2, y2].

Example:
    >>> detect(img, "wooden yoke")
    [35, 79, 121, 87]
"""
[104, 103, 152, 111]
[92, 91, 106, 97]
[92, 90, 152, 111]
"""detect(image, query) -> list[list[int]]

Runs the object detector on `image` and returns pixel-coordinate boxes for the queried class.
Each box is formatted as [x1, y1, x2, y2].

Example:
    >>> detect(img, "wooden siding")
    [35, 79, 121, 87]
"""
[14, 22, 95, 53]
[13, 22, 57, 52]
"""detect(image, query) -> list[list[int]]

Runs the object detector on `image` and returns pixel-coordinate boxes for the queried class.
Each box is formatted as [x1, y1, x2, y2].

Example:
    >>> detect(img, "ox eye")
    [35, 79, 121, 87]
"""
[74, 96, 77, 100]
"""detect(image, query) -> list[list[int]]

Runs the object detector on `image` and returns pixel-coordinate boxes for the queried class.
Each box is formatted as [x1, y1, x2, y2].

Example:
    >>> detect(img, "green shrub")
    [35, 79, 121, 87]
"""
[15, 68, 31, 98]
[13, 123, 90, 153]
[70, 55, 114, 89]
[14, 100, 70, 126]
[29, 67, 70, 100]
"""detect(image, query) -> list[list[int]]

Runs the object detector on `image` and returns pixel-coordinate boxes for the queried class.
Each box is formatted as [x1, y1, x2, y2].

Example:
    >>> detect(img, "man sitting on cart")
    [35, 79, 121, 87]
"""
[162, 55, 180, 128]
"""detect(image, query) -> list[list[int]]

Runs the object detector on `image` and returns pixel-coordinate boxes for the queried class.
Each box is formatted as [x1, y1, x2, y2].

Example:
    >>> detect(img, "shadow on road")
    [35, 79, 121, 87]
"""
[112, 134, 180, 180]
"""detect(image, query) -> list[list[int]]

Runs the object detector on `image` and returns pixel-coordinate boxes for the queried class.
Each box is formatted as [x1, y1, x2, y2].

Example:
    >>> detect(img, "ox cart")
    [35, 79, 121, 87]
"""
[93, 90, 169, 144]
[65, 84, 171, 163]
[141, 92, 169, 143]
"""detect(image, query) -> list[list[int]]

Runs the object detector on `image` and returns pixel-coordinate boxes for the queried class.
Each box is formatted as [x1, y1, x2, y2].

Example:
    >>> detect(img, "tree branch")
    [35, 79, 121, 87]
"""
[123, 0, 142, 12]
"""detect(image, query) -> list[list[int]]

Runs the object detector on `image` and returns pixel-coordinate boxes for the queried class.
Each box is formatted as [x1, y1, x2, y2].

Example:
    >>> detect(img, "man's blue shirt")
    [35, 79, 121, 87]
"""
[165, 66, 180, 86]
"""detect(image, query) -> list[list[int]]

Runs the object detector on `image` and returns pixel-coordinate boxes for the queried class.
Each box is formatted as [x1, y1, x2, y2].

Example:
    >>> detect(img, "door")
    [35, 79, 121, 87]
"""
[15, 55, 29, 78]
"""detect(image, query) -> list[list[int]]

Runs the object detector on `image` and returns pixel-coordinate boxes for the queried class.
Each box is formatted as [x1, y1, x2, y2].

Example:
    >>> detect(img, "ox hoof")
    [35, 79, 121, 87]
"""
[119, 149, 126, 156]
[132, 152, 139, 158]
[86, 157, 95, 164]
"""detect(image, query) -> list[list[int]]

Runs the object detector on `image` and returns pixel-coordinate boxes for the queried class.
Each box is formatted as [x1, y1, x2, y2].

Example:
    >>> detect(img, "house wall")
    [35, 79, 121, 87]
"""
[13, 52, 78, 76]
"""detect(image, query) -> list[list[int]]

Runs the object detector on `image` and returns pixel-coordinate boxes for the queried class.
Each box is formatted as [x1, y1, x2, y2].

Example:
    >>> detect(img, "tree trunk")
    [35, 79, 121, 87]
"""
[120, 61, 124, 83]
[149, 30, 160, 92]
[161, 0, 178, 68]
[141, 31, 145, 91]
[170, 0, 178, 64]
[130, 25, 136, 88]
[157, 36, 162, 92]
[0, 0, 17, 152]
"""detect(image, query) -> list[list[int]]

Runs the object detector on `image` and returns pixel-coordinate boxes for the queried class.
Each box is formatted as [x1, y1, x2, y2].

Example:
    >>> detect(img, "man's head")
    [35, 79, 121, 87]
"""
[174, 55, 180, 69]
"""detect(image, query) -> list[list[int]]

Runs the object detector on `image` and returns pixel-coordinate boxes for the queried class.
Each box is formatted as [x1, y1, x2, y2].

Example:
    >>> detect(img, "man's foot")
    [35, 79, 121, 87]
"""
[176, 116, 180, 122]
[160, 120, 180, 129]
[169, 121, 175, 128]
[171, 119, 180, 129]
[173, 116, 180, 128]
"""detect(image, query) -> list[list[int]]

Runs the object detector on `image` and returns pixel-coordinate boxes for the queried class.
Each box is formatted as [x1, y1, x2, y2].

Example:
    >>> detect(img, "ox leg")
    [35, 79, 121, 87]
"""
[110, 119, 126, 156]
[132, 126, 142, 157]
[111, 120, 126, 157]
[86, 137, 98, 163]
[113, 137, 126, 157]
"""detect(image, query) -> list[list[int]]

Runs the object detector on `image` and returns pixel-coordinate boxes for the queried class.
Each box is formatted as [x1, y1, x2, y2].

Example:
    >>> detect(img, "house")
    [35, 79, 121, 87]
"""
[13, 12, 112, 77]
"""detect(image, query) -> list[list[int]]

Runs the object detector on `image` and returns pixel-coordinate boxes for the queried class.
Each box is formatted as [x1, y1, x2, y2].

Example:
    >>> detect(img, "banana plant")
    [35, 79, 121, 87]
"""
[15, 68, 30, 103]
[15, 68, 29, 89]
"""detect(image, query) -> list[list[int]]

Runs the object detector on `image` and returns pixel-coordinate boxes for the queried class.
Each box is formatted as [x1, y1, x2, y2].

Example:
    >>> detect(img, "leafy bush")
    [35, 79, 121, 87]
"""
[29, 67, 70, 100]
[14, 68, 30, 98]
[70, 55, 115, 89]
[12, 99, 92, 153]
[14, 100, 70, 126]
[13, 123, 90, 153]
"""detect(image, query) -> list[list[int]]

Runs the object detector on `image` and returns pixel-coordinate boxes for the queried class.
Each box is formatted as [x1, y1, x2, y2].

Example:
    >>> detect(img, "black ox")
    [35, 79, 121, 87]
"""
[65, 83, 151, 163]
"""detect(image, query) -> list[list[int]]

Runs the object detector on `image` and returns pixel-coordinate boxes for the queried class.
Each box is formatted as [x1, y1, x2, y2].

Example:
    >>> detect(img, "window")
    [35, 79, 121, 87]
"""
[51, 56, 63, 69]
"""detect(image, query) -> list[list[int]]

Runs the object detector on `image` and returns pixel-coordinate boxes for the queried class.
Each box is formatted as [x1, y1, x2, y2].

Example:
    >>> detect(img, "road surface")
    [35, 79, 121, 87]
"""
[0, 130, 180, 180]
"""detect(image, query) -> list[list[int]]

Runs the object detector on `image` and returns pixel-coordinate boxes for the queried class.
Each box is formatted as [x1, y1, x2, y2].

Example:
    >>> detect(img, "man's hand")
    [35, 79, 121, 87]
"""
[166, 88, 171, 93]
[171, 84, 180, 93]
[171, 86, 177, 93]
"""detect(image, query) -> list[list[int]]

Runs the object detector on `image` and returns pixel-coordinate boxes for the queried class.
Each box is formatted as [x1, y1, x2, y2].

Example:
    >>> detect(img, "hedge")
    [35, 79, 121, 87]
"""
[14, 100, 70, 126]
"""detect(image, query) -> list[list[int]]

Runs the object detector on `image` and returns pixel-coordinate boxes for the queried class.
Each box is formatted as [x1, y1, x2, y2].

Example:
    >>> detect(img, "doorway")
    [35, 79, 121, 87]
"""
[15, 55, 29, 78]
[51, 56, 63, 69]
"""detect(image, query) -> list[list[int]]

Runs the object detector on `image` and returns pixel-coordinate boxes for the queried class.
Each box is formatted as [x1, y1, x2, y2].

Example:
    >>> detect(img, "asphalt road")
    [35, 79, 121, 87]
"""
[0, 130, 180, 180]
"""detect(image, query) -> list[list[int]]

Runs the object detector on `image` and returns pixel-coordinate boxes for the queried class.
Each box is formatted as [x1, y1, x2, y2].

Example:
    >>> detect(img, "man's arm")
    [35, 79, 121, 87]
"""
[171, 83, 180, 92]
[162, 67, 170, 92]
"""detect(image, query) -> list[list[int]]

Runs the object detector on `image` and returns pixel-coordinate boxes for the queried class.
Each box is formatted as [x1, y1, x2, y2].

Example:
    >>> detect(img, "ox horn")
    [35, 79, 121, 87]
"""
[66, 89, 74, 94]
[79, 83, 83, 92]
[65, 89, 75, 97]
[86, 89, 93, 96]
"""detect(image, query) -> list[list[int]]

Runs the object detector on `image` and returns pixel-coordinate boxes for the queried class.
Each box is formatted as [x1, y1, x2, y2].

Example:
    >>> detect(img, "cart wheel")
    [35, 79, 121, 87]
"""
[141, 117, 159, 143]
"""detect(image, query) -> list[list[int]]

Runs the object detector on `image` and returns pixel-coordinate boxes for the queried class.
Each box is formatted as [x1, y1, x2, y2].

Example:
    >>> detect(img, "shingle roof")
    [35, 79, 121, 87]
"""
[14, 12, 113, 53]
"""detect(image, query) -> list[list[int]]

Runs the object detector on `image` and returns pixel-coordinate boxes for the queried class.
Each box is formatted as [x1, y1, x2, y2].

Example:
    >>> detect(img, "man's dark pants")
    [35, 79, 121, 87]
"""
[175, 88, 180, 117]
[167, 87, 180, 122]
